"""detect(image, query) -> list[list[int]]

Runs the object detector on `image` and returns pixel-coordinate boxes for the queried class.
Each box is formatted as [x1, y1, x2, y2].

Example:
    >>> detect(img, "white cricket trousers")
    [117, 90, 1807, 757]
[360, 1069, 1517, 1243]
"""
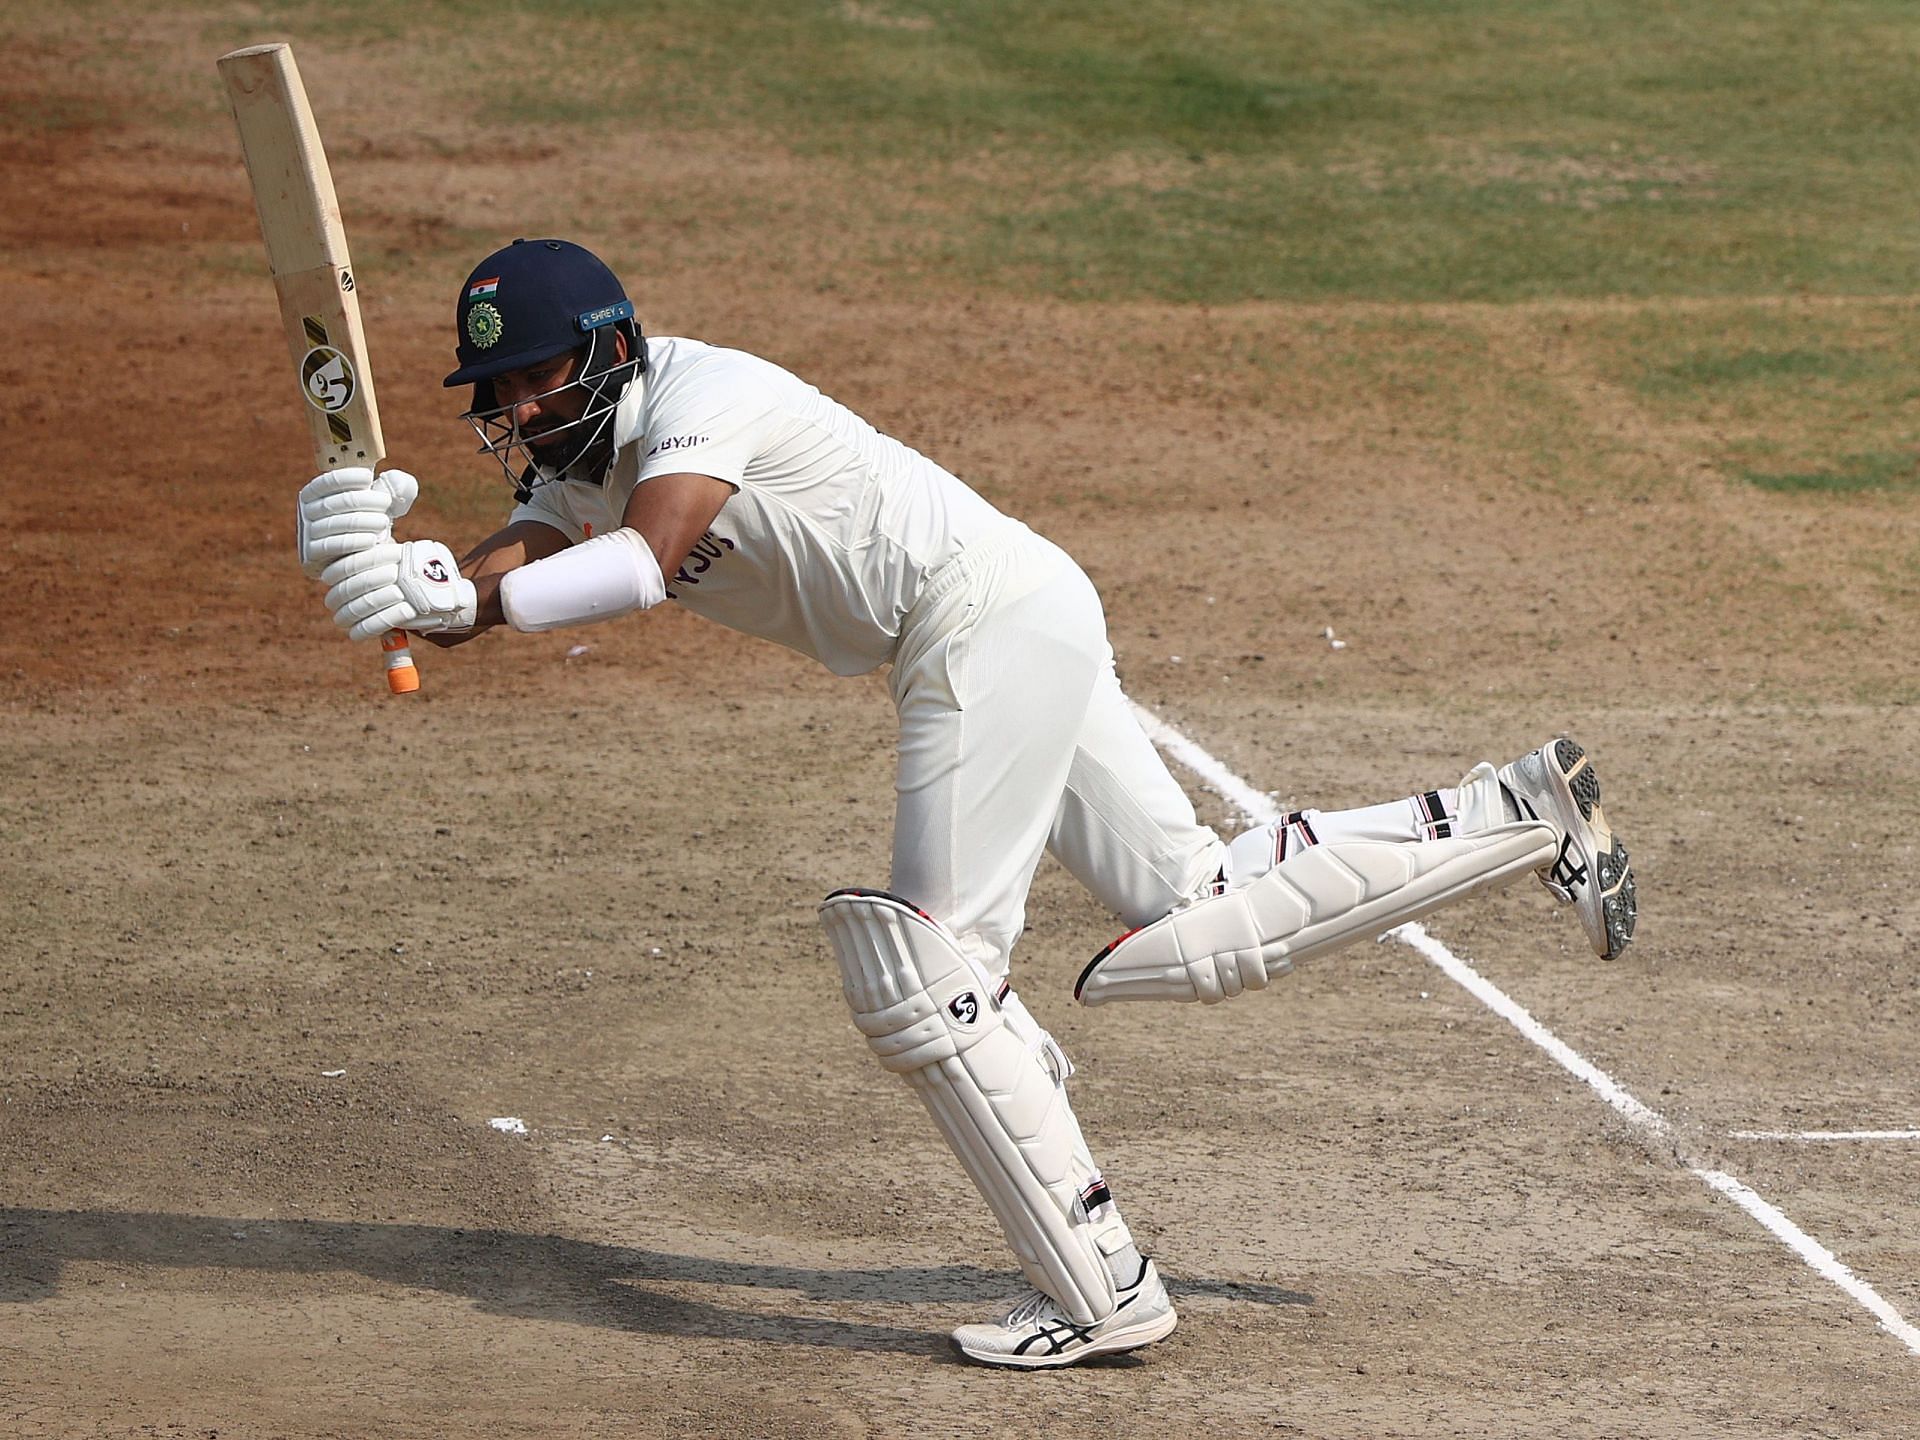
[888, 526, 1225, 978]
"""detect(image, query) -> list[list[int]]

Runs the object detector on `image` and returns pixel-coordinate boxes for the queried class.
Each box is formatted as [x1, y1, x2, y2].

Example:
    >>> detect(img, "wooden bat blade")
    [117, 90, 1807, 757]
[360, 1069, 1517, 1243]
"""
[218, 42, 385, 475]
[219, 41, 415, 695]
[217, 42, 345, 273]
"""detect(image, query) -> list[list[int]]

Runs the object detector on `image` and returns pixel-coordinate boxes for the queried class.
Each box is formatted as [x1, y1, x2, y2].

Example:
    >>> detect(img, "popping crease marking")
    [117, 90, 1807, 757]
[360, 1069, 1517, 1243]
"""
[1129, 700, 1920, 1359]
[1729, 1129, 1920, 1142]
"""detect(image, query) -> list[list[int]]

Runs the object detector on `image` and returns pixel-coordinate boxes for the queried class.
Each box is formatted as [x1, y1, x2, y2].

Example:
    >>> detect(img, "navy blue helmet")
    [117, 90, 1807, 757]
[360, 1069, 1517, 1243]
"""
[448, 238, 644, 493]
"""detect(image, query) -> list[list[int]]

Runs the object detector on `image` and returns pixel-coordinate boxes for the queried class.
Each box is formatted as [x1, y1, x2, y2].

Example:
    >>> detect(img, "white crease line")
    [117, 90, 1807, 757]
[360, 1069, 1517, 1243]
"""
[1130, 700, 1920, 1358]
[1730, 1130, 1920, 1142]
[1693, 1170, 1920, 1353]
[1128, 705, 1280, 829]
[1386, 919, 1670, 1135]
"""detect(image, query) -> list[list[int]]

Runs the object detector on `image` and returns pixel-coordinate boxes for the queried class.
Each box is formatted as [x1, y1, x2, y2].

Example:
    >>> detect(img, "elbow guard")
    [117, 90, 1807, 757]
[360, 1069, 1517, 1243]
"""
[499, 527, 667, 632]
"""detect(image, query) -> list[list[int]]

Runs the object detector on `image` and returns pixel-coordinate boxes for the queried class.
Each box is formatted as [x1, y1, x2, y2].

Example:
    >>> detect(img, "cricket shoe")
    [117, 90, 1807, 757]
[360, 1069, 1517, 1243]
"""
[951, 1258, 1177, 1369]
[1495, 738, 1637, 960]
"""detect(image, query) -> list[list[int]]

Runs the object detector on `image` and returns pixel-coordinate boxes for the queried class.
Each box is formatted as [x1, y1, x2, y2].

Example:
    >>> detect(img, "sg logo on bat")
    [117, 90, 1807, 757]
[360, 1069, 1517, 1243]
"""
[300, 344, 357, 413]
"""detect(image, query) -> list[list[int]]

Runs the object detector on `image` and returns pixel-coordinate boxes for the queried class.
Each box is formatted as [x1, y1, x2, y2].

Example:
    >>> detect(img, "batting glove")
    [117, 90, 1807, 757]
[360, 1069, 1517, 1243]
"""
[296, 467, 419, 578]
[321, 539, 478, 641]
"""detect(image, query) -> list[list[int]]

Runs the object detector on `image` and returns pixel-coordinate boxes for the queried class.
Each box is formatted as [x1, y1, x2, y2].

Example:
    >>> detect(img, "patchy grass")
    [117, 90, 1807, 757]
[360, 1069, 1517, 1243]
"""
[1743, 451, 1919, 494]
[181, 0, 1920, 303]
[24, 1, 1918, 515]
[1580, 301, 1920, 498]
[16, 0, 1900, 518]
[1642, 347, 1876, 391]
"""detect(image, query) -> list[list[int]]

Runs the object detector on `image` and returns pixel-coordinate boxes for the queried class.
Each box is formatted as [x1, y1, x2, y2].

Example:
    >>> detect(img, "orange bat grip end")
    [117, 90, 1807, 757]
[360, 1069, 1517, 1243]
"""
[381, 630, 421, 694]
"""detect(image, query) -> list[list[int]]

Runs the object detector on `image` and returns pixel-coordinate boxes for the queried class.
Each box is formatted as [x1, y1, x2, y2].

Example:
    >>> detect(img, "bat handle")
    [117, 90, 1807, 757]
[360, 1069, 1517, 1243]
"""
[381, 630, 421, 694]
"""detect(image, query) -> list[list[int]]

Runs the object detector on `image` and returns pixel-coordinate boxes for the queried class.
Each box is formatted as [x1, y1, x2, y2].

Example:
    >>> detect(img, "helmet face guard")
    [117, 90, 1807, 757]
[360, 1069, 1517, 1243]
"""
[444, 238, 645, 493]
[461, 323, 643, 493]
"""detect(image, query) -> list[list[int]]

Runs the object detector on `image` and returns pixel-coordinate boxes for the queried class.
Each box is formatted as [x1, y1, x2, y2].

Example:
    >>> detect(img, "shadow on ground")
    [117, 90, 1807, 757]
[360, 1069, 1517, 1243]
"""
[0, 1207, 1311, 1357]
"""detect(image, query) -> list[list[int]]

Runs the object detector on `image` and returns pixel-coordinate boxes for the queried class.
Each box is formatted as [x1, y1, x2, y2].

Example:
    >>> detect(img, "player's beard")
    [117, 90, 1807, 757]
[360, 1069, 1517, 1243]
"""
[556, 416, 618, 485]
[466, 331, 638, 491]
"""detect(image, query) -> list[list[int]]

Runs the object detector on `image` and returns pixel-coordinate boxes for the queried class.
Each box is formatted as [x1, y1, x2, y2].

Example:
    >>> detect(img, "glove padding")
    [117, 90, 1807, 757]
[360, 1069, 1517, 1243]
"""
[322, 539, 478, 641]
[297, 467, 419, 578]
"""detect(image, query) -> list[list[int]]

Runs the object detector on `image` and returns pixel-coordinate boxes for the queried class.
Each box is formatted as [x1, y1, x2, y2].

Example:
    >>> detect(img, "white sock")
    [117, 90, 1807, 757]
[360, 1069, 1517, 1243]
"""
[1224, 788, 1461, 890]
[1104, 1238, 1146, 1289]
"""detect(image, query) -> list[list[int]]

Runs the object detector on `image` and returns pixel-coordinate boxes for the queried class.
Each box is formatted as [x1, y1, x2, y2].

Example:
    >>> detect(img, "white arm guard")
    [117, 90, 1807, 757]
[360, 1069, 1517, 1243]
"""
[499, 527, 667, 632]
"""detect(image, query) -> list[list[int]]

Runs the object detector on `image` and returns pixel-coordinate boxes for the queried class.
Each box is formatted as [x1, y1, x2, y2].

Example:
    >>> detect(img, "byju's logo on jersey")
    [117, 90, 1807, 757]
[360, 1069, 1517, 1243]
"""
[667, 532, 735, 595]
[947, 992, 979, 1026]
[645, 434, 710, 459]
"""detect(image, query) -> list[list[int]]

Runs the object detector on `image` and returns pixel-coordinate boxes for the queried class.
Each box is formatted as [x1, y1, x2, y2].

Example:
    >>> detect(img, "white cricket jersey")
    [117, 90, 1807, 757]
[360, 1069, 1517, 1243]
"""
[508, 336, 1022, 674]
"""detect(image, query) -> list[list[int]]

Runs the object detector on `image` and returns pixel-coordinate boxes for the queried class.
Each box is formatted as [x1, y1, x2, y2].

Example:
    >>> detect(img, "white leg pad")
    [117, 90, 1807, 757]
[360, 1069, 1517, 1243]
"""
[1076, 822, 1557, 1005]
[820, 889, 1126, 1325]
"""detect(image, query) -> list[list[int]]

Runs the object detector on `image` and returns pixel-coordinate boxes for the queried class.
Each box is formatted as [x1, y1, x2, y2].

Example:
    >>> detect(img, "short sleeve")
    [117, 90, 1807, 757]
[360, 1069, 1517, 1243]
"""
[507, 485, 587, 544]
[635, 354, 778, 488]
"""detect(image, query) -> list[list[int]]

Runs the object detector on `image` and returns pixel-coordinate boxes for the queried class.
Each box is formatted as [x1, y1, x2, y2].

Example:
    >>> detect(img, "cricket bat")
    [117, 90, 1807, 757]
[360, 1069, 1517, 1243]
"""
[218, 41, 419, 695]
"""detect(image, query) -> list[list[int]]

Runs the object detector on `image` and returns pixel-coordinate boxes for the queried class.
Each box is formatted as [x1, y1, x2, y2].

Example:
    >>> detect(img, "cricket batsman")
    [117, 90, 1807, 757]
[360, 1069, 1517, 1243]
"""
[296, 238, 1637, 1367]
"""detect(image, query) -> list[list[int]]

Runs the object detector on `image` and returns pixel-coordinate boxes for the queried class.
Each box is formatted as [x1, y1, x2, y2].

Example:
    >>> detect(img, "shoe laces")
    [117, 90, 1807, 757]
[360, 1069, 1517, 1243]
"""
[1002, 1289, 1062, 1327]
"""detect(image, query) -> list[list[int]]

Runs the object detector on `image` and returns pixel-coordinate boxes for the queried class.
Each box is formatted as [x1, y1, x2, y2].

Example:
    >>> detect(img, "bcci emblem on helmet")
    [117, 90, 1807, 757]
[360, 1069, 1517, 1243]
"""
[465, 301, 504, 350]
[445, 238, 647, 494]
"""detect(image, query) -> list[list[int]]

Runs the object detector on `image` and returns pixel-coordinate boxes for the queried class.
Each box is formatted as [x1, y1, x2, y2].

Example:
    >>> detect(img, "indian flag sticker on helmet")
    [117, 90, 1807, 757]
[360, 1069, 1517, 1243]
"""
[466, 301, 504, 349]
[468, 276, 500, 299]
